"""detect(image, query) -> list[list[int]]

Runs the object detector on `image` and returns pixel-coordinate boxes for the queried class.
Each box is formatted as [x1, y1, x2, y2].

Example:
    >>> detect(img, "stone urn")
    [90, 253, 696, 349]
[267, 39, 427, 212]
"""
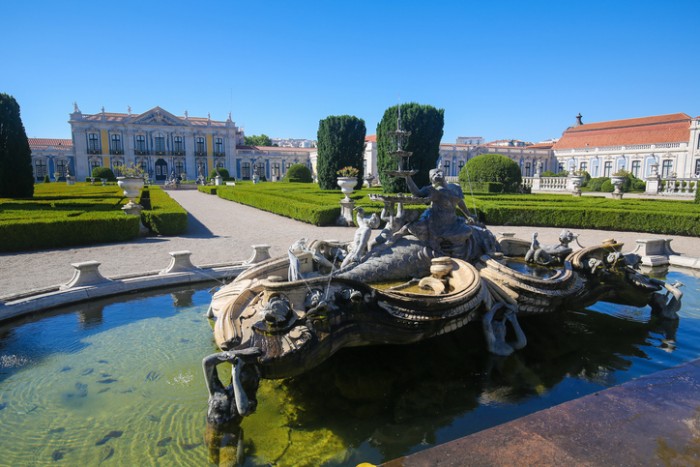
[337, 177, 357, 202]
[568, 174, 583, 195]
[611, 175, 625, 199]
[117, 176, 145, 213]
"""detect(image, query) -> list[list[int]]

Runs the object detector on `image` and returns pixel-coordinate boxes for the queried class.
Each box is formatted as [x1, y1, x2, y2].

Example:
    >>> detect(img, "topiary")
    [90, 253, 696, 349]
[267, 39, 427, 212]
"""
[91, 167, 116, 181]
[210, 168, 230, 179]
[284, 163, 313, 183]
[43, 174, 50, 183]
[459, 153, 521, 193]
[695, 181, 700, 204]
[600, 179, 614, 192]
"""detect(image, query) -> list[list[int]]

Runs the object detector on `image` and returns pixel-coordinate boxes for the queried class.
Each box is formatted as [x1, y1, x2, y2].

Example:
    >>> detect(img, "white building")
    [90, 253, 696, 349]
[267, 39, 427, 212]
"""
[360, 135, 557, 181]
[68, 105, 243, 182]
[552, 113, 700, 179]
[28, 138, 74, 181]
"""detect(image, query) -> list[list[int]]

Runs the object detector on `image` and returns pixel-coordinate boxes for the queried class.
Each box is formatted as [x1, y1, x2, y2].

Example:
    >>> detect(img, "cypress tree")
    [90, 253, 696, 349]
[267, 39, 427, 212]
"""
[0, 93, 34, 198]
[316, 115, 366, 190]
[376, 103, 444, 193]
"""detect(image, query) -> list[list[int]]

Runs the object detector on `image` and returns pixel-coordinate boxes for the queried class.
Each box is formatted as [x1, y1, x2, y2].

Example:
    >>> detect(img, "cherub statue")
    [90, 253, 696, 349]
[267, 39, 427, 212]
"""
[341, 207, 379, 269]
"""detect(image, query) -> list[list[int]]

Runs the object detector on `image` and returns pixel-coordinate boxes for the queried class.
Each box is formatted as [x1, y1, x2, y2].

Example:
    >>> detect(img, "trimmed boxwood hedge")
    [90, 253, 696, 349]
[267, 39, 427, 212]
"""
[0, 213, 140, 251]
[217, 184, 340, 226]
[139, 186, 188, 235]
[473, 194, 700, 236]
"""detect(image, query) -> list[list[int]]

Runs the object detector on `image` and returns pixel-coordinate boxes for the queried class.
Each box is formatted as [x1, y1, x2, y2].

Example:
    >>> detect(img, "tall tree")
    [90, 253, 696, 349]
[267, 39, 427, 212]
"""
[244, 134, 273, 146]
[316, 115, 366, 190]
[377, 103, 444, 193]
[0, 93, 34, 198]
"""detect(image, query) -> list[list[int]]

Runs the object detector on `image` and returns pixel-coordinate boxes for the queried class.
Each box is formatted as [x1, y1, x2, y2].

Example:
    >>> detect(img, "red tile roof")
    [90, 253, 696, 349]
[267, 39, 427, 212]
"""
[553, 113, 692, 150]
[29, 138, 73, 149]
[365, 134, 377, 142]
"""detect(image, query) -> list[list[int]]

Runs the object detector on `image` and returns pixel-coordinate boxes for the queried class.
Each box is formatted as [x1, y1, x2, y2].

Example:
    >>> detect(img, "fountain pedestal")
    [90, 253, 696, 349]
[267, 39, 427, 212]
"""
[338, 199, 355, 226]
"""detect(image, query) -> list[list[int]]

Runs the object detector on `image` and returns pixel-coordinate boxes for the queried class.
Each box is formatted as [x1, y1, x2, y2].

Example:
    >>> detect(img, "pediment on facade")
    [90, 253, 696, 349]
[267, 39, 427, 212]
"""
[131, 106, 186, 126]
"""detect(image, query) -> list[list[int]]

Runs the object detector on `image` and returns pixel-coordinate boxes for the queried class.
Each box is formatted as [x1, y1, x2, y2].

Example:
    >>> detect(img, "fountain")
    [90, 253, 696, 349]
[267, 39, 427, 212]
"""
[201, 107, 686, 464]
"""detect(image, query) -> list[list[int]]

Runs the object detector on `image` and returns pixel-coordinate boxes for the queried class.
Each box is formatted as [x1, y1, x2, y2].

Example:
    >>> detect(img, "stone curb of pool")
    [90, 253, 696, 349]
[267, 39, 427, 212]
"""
[0, 245, 271, 323]
[1, 237, 699, 323]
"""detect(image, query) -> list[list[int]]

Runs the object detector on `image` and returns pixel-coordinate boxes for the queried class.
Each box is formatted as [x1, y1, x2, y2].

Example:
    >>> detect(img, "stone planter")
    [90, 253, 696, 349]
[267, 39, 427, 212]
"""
[568, 175, 583, 196]
[611, 175, 625, 199]
[117, 176, 145, 214]
[337, 177, 357, 202]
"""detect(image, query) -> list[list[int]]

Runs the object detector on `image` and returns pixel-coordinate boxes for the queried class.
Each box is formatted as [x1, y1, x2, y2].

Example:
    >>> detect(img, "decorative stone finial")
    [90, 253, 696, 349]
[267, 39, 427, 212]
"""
[575, 113, 584, 126]
[73, 102, 80, 113]
[128, 105, 132, 115]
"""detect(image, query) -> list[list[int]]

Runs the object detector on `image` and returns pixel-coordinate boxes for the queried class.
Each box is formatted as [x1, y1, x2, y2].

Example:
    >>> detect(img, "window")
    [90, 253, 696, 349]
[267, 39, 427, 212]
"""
[241, 162, 251, 179]
[110, 134, 123, 155]
[155, 135, 165, 154]
[214, 137, 224, 155]
[603, 161, 612, 177]
[631, 160, 641, 178]
[272, 162, 281, 178]
[35, 160, 47, 180]
[661, 160, 673, 178]
[255, 162, 265, 177]
[90, 159, 101, 172]
[579, 162, 587, 173]
[286, 161, 292, 169]
[524, 162, 531, 177]
[175, 159, 185, 176]
[88, 133, 100, 154]
[443, 160, 451, 176]
[135, 135, 146, 154]
[195, 137, 206, 155]
[458, 160, 465, 171]
[55, 160, 67, 178]
[173, 136, 184, 154]
[695, 159, 700, 176]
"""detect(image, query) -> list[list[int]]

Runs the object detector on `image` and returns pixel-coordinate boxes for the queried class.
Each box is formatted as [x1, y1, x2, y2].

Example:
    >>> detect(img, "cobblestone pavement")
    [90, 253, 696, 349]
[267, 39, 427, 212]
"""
[1, 189, 699, 297]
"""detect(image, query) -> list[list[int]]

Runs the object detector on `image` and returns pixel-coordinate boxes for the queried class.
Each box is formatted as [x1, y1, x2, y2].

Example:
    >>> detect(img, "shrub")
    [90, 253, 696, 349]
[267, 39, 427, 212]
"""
[459, 154, 522, 193]
[696, 182, 700, 204]
[92, 167, 116, 181]
[43, 175, 50, 183]
[210, 168, 230, 179]
[600, 179, 614, 192]
[631, 178, 646, 192]
[588, 177, 608, 192]
[284, 164, 313, 183]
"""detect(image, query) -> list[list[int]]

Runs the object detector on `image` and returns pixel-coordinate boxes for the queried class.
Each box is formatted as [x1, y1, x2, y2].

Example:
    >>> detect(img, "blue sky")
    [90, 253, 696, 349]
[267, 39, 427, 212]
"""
[4, 0, 699, 144]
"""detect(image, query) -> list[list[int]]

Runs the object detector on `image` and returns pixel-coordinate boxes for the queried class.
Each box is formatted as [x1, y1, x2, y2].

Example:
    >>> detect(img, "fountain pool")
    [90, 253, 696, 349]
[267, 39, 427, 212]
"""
[0, 269, 699, 466]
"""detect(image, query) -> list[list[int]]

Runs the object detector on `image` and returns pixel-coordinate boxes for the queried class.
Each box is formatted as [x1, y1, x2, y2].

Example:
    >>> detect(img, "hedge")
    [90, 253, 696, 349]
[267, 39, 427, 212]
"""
[0, 213, 140, 251]
[473, 195, 700, 236]
[139, 186, 188, 235]
[217, 185, 340, 226]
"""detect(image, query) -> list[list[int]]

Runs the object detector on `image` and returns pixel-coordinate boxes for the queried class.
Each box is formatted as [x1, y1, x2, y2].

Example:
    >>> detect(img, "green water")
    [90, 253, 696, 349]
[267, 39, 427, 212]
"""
[0, 269, 699, 466]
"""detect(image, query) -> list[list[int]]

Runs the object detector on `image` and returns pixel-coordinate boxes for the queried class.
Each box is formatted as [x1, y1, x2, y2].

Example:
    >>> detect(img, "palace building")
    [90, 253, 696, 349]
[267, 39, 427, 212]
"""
[68, 105, 243, 182]
[552, 113, 700, 179]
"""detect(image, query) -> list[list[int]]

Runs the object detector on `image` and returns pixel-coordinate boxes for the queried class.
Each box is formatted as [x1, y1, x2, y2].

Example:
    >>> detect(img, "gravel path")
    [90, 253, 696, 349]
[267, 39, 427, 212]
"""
[1, 189, 698, 297]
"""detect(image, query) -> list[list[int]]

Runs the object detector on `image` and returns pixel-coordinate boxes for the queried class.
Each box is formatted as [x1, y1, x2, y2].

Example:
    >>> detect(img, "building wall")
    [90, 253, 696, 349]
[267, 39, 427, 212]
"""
[69, 106, 240, 181]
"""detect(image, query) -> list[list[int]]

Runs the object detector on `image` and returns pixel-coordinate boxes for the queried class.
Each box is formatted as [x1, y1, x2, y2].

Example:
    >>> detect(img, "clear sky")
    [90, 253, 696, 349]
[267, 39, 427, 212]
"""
[4, 0, 699, 144]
